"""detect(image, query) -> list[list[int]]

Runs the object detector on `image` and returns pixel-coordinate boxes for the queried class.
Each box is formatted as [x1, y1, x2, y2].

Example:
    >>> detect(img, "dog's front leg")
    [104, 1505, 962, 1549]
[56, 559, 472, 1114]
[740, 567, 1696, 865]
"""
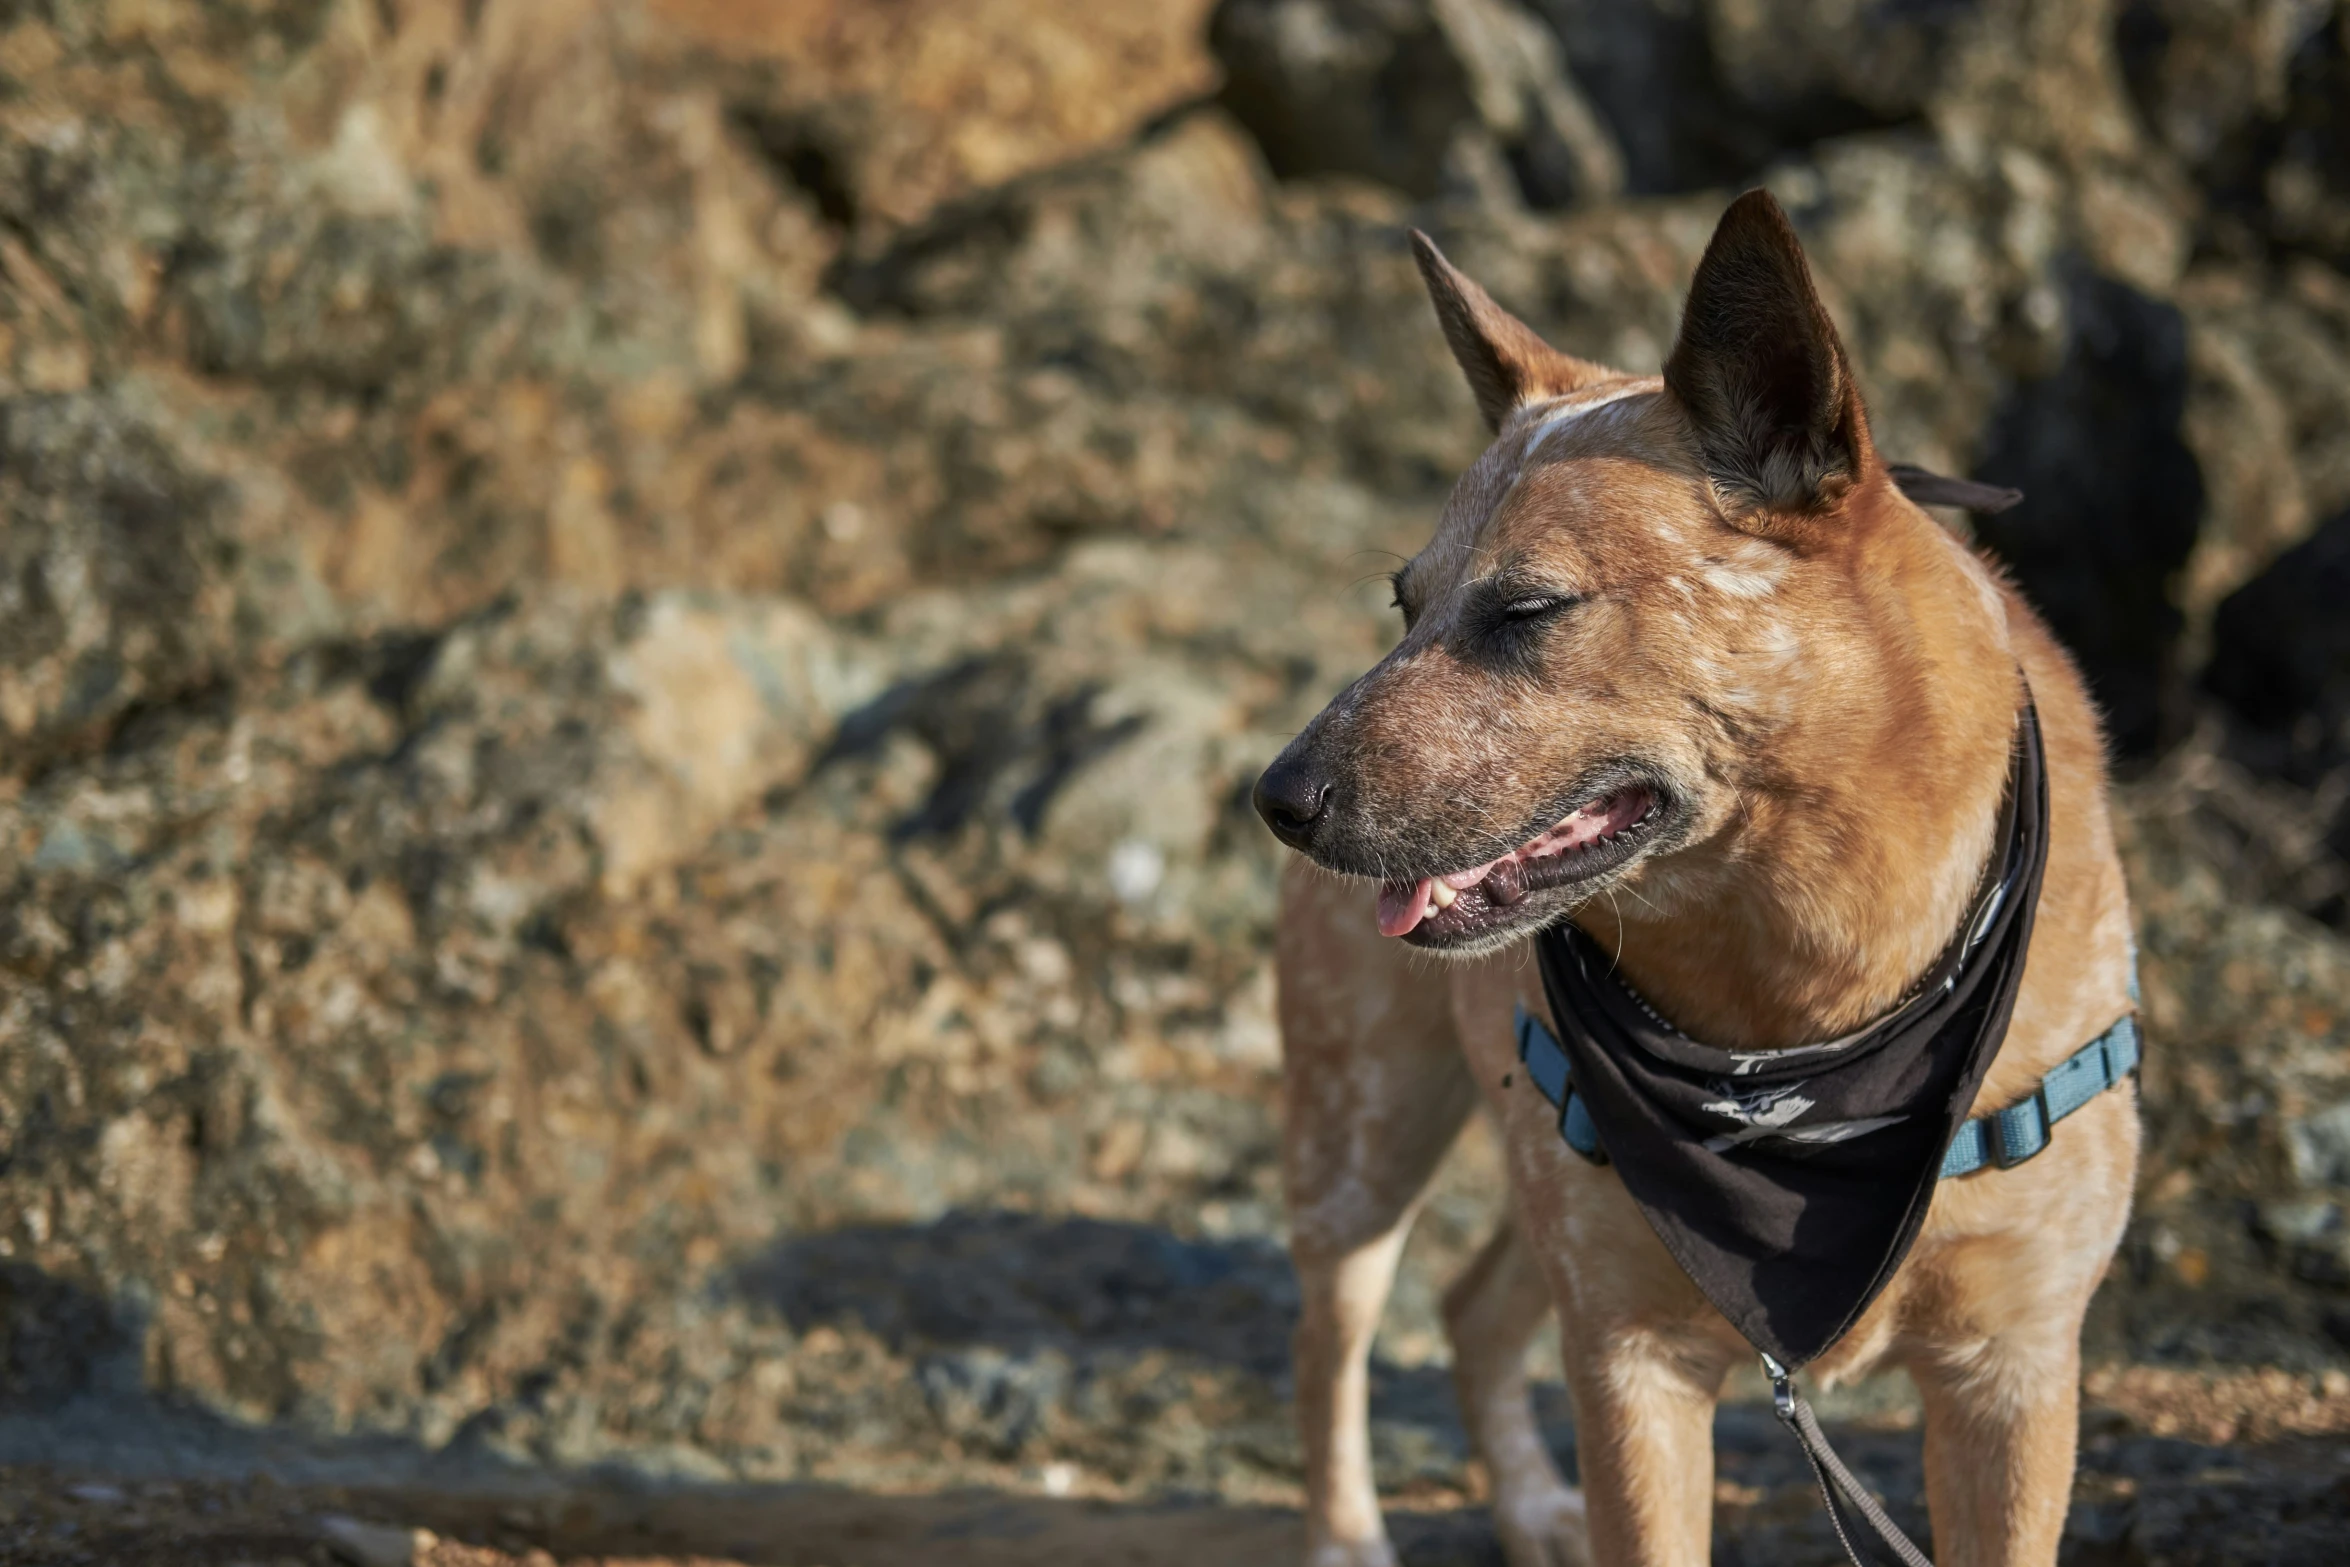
[1911, 1330, 2082, 1567]
[1293, 1226, 1421, 1567]
[1440, 975, 1590, 1567]
[1280, 867, 1478, 1566]
[1443, 1210, 1589, 1567]
[1908, 1096, 2135, 1566]
[1560, 1315, 1732, 1567]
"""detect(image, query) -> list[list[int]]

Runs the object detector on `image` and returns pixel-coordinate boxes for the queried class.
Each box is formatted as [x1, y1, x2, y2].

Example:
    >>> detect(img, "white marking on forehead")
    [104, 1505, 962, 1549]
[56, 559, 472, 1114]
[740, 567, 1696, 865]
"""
[1426, 380, 1663, 563]
[1523, 385, 1648, 455]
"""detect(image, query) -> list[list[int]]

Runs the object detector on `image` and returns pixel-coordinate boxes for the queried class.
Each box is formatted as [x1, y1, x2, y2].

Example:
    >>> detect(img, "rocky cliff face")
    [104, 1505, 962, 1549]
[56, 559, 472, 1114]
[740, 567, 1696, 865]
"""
[2, 0, 2348, 1531]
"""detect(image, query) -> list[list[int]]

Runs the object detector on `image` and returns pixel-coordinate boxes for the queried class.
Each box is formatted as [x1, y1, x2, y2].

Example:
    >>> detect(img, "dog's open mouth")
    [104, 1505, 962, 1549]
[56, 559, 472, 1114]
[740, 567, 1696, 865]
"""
[1375, 785, 1658, 941]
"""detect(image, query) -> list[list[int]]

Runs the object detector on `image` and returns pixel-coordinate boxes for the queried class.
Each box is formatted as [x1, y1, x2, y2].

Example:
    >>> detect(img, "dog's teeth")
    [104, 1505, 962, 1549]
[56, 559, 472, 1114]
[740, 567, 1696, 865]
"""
[1431, 882, 1457, 910]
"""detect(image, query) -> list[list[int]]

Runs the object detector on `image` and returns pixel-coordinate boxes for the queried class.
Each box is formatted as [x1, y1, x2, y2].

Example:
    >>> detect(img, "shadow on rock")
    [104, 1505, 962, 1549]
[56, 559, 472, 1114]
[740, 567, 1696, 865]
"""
[1974, 268, 2206, 760]
[805, 655, 1150, 842]
[729, 1209, 1300, 1376]
[0, 1261, 143, 1406]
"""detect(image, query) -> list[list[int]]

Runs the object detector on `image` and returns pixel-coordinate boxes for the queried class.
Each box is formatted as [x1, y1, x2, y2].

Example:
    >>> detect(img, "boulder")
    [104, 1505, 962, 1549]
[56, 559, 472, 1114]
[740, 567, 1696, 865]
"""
[1529, 0, 1953, 193]
[2119, 0, 2350, 267]
[1208, 0, 1623, 207]
[678, 0, 1225, 232]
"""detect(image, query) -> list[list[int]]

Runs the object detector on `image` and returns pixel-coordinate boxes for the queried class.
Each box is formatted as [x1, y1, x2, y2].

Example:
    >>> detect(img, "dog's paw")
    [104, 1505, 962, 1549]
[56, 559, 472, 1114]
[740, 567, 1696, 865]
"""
[1305, 1533, 1402, 1567]
[1493, 1482, 1591, 1567]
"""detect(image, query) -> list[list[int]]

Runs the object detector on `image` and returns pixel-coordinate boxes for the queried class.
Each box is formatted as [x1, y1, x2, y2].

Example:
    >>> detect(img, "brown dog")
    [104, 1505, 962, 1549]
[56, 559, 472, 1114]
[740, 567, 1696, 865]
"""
[1255, 192, 2140, 1567]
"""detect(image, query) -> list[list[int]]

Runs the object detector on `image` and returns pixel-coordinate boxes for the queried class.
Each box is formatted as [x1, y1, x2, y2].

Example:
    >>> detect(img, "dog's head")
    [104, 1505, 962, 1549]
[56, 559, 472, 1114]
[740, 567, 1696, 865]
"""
[1257, 190, 1928, 955]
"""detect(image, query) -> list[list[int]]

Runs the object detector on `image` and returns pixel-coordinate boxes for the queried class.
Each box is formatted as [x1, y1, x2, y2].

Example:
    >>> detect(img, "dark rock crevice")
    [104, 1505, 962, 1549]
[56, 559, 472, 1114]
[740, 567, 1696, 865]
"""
[1534, 0, 1946, 195]
[1973, 269, 2208, 761]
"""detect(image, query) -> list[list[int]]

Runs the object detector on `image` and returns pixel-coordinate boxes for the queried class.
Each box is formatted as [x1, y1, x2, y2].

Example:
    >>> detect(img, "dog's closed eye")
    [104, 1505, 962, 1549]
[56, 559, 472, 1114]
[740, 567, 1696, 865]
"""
[1463, 588, 1580, 663]
[1481, 591, 1580, 635]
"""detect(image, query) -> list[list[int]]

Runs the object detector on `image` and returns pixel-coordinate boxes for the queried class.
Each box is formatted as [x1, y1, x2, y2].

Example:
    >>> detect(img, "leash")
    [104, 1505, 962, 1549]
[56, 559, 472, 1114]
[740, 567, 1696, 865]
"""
[1758, 1350, 1933, 1567]
[1514, 998, 2138, 1567]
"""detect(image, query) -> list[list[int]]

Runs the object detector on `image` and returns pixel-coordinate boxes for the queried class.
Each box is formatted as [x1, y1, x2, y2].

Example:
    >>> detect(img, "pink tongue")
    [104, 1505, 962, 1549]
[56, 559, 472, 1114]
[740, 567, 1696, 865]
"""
[1369, 788, 1653, 939]
[1377, 878, 1434, 938]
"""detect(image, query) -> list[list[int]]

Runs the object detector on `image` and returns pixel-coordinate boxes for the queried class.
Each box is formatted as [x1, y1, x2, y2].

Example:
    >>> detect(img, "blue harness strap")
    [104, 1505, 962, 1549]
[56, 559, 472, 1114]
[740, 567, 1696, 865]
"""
[1514, 1004, 1607, 1164]
[1936, 1013, 2138, 1176]
[1943, 954, 2141, 1177]
[1513, 998, 2138, 1180]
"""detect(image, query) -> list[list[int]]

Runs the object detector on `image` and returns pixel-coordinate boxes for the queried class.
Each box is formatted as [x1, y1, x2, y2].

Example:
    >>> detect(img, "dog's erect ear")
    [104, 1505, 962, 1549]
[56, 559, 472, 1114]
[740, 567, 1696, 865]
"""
[1665, 191, 1872, 522]
[1411, 231, 1607, 431]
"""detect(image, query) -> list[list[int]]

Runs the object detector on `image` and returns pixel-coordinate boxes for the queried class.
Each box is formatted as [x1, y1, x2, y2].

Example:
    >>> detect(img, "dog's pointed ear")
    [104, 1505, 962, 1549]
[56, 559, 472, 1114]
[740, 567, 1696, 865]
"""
[1665, 191, 1872, 524]
[1411, 231, 1608, 431]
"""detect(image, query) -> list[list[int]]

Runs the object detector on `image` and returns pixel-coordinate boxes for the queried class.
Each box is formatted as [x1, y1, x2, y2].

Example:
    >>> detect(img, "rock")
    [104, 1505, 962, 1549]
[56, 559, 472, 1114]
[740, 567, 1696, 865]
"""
[2116, 0, 2322, 173]
[2174, 267, 2336, 634]
[1208, 0, 1623, 206]
[2119, 0, 2350, 268]
[693, 0, 1224, 232]
[1526, 0, 1743, 193]
[1530, 0, 1952, 194]
[2289, 1099, 2350, 1188]
[1696, 0, 1965, 136]
[2101, 775, 2350, 1366]
[0, 397, 234, 777]
[319, 1514, 433, 1567]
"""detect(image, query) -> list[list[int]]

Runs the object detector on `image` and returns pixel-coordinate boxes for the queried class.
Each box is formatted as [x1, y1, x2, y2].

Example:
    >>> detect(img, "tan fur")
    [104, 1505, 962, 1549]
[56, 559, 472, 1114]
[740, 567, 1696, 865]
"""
[1275, 202, 2138, 1567]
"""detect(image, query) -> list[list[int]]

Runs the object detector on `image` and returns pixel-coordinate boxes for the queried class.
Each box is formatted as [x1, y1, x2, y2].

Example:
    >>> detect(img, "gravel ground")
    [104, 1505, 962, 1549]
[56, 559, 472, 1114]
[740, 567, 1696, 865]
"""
[6, 1409, 2346, 1567]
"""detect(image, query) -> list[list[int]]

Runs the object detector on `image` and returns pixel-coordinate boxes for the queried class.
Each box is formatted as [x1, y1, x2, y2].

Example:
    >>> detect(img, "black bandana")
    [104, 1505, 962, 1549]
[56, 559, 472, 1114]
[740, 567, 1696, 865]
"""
[1533, 699, 2049, 1369]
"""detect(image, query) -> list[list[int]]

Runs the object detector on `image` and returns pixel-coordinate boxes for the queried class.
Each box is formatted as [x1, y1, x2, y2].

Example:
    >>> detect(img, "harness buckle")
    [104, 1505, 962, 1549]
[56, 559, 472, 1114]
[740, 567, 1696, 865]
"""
[1991, 1083, 2053, 1168]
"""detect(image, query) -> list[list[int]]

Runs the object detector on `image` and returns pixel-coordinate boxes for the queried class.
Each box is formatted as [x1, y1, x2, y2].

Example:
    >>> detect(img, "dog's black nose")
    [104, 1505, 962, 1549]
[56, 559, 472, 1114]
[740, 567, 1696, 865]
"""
[1254, 756, 1332, 849]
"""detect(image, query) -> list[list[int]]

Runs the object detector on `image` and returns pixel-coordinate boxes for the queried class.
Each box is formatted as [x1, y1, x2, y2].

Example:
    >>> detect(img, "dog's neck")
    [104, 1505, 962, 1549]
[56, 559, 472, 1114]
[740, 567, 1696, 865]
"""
[1573, 498, 2020, 1052]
